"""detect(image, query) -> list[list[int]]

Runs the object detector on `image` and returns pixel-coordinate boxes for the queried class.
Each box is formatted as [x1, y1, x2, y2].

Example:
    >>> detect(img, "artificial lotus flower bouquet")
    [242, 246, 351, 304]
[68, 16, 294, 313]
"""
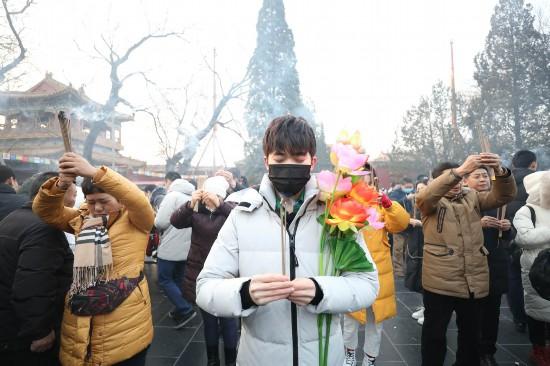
[316, 131, 384, 366]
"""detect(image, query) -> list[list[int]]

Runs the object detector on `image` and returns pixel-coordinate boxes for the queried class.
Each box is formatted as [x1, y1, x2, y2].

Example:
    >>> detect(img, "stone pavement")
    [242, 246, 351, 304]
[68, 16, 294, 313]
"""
[143, 264, 531, 366]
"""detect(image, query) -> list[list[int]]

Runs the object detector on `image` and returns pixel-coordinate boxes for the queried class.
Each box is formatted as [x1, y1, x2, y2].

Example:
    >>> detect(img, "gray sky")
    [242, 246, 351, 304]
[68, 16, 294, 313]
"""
[5, 0, 549, 166]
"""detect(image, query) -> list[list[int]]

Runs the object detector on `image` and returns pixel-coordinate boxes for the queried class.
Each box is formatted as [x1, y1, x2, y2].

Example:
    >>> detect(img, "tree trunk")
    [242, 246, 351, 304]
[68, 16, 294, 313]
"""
[83, 121, 107, 164]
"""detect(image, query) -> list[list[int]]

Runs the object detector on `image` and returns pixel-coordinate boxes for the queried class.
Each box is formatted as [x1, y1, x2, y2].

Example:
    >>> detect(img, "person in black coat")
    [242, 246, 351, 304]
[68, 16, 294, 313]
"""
[0, 172, 74, 366]
[505, 150, 537, 333]
[465, 167, 514, 366]
[0, 165, 27, 222]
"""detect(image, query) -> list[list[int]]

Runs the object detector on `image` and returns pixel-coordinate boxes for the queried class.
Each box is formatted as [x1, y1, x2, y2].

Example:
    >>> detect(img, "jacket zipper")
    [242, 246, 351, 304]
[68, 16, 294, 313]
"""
[289, 218, 301, 366]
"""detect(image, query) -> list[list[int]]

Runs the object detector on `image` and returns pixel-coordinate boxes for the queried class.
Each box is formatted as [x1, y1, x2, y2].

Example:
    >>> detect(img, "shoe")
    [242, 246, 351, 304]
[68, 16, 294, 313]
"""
[173, 310, 197, 329]
[480, 354, 499, 366]
[343, 348, 356, 366]
[417, 316, 424, 325]
[412, 307, 424, 320]
[514, 321, 526, 333]
[362, 354, 376, 366]
[529, 345, 548, 366]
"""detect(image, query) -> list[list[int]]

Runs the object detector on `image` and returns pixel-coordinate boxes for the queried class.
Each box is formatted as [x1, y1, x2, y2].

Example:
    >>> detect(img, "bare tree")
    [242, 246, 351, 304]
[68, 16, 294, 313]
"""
[80, 31, 183, 162]
[0, 0, 34, 84]
[168, 72, 248, 173]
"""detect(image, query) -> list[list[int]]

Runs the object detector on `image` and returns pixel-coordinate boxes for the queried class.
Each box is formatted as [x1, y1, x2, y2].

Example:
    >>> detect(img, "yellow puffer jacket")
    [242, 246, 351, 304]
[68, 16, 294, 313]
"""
[33, 167, 155, 365]
[348, 202, 409, 324]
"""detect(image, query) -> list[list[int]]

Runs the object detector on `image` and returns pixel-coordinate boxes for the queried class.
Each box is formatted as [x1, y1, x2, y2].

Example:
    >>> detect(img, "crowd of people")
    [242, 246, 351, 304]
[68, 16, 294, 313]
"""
[0, 115, 548, 366]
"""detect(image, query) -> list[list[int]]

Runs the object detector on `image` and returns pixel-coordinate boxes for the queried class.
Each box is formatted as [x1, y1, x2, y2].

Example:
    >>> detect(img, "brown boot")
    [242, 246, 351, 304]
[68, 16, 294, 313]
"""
[529, 345, 548, 366]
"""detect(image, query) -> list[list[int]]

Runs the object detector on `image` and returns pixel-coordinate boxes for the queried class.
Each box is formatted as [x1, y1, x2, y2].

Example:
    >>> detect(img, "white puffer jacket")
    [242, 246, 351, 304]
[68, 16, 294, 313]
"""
[514, 170, 550, 322]
[196, 175, 379, 366]
[155, 179, 194, 261]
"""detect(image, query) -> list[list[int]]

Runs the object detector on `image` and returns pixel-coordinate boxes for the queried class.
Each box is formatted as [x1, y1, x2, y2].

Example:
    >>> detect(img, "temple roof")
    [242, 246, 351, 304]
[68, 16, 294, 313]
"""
[0, 72, 133, 123]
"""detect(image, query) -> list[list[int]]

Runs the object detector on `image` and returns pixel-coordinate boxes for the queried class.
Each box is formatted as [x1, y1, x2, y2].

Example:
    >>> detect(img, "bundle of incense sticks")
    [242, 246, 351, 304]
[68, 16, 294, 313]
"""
[58, 111, 72, 152]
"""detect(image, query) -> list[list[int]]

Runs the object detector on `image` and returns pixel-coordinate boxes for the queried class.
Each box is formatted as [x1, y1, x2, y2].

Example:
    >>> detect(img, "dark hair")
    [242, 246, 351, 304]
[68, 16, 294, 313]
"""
[0, 165, 15, 183]
[512, 150, 537, 169]
[402, 177, 413, 184]
[362, 162, 377, 180]
[143, 184, 156, 193]
[82, 177, 105, 196]
[262, 115, 316, 158]
[165, 171, 181, 182]
[29, 172, 58, 200]
[432, 162, 460, 179]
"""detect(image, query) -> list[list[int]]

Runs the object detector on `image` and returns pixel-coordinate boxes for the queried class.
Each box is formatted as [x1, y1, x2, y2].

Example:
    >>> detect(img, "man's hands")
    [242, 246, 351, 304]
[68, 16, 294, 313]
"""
[287, 278, 316, 306]
[481, 216, 512, 231]
[190, 190, 204, 208]
[58, 153, 98, 178]
[455, 153, 503, 177]
[30, 330, 55, 353]
[248, 274, 317, 306]
[249, 274, 294, 305]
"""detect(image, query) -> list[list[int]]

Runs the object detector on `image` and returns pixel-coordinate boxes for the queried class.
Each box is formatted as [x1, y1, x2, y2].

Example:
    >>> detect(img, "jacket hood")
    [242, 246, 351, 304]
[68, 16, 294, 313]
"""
[524, 170, 550, 209]
[168, 179, 195, 195]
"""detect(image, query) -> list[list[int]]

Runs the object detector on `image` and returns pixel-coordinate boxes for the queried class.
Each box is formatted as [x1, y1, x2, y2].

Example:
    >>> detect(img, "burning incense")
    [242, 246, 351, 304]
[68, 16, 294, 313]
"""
[57, 111, 72, 152]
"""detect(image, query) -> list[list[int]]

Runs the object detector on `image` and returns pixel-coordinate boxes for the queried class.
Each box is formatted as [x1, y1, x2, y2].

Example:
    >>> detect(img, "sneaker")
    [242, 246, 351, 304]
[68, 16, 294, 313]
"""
[343, 348, 356, 366]
[412, 307, 424, 320]
[480, 354, 499, 366]
[417, 316, 424, 325]
[173, 310, 197, 329]
[362, 354, 376, 366]
[529, 345, 548, 366]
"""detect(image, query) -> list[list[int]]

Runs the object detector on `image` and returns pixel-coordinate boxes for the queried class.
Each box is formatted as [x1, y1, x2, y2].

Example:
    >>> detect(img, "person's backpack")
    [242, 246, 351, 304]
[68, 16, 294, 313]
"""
[526, 205, 550, 301]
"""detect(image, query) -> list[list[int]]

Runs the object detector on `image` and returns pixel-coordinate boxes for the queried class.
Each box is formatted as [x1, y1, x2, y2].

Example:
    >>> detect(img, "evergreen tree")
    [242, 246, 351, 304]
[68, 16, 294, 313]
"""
[242, 0, 328, 183]
[474, 0, 550, 151]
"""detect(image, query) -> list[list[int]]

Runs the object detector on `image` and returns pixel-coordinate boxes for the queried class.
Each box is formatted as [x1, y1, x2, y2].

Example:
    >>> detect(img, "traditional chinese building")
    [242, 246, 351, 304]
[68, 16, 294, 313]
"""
[0, 72, 145, 180]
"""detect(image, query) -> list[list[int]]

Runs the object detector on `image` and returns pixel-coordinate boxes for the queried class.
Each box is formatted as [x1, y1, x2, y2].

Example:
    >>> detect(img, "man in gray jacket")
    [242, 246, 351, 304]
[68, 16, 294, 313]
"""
[196, 115, 379, 366]
[154, 178, 196, 328]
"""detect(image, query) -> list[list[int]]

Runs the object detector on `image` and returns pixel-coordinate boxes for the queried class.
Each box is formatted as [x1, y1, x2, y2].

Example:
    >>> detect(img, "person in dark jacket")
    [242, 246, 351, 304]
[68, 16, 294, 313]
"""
[171, 176, 237, 366]
[0, 165, 27, 222]
[389, 177, 414, 277]
[506, 150, 537, 333]
[0, 172, 74, 366]
[465, 167, 514, 366]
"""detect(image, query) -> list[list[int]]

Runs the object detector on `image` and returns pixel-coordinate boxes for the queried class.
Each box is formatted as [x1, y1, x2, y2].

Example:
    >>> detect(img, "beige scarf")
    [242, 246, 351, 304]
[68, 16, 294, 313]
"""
[69, 216, 113, 297]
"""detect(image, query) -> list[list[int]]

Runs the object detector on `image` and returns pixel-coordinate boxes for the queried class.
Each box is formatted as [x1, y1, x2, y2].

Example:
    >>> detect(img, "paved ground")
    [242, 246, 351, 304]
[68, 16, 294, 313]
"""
[143, 263, 531, 366]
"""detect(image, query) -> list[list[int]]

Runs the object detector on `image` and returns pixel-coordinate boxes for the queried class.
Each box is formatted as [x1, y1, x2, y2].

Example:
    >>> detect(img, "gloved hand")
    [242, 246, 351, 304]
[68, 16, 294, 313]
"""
[379, 193, 392, 209]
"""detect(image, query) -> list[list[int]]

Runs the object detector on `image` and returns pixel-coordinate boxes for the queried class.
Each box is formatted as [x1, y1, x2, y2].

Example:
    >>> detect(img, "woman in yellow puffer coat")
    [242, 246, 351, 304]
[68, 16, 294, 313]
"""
[33, 153, 155, 365]
[342, 168, 410, 366]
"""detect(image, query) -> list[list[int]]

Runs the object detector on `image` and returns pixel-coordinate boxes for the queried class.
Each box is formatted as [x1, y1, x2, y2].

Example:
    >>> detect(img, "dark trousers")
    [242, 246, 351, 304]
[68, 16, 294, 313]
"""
[200, 309, 238, 349]
[527, 316, 549, 347]
[114, 347, 149, 366]
[479, 292, 502, 355]
[421, 290, 483, 366]
[0, 347, 59, 366]
[506, 260, 527, 324]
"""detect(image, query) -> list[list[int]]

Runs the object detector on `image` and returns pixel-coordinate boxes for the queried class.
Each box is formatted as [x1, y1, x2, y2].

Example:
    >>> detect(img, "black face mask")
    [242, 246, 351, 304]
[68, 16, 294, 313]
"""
[268, 164, 311, 197]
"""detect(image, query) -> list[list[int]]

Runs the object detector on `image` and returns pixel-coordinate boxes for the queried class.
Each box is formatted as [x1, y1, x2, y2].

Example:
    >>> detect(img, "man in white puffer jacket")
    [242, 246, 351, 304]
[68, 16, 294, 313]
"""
[154, 178, 197, 328]
[196, 116, 379, 366]
[513, 170, 550, 364]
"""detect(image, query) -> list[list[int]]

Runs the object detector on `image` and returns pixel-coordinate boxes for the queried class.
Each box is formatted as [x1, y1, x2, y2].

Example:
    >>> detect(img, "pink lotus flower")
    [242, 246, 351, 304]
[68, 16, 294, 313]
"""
[330, 143, 368, 175]
[366, 207, 385, 230]
[317, 170, 352, 201]
[336, 130, 363, 152]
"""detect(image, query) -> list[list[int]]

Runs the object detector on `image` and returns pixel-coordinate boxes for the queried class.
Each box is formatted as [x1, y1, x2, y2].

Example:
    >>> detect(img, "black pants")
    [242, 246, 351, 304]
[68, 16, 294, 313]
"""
[421, 290, 483, 366]
[200, 309, 238, 349]
[527, 316, 549, 347]
[0, 347, 60, 366]
[506, 260, 527, 324]
[479, 292, 502, 355]
[114, 347, 149, 366]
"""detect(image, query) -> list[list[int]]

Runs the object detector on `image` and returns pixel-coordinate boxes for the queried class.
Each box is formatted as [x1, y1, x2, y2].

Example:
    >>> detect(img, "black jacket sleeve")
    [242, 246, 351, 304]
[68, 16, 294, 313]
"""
[11, 225, 67, 340]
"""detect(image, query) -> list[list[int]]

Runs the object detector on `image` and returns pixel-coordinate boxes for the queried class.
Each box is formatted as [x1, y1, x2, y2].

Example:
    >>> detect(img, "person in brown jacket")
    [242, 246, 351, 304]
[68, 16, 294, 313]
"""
[416, 153, 517, 366]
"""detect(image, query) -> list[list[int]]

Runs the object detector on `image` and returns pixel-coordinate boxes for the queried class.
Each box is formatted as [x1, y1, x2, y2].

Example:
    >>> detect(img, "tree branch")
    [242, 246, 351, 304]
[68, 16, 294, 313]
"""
[0, 0, 30, 81]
